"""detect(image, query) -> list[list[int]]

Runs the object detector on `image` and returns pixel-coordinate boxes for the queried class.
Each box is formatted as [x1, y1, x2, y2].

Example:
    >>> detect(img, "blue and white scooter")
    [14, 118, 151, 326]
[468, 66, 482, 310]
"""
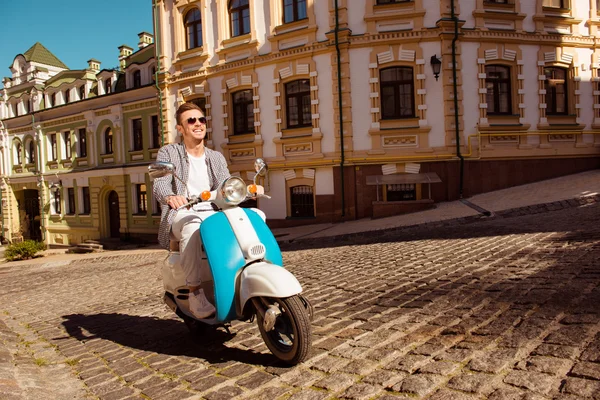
[148, 159, 312, 365]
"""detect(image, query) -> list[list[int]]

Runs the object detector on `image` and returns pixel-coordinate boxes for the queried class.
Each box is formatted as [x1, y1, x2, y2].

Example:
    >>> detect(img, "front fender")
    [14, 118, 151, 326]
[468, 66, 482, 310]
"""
[239, 262, 302, 313]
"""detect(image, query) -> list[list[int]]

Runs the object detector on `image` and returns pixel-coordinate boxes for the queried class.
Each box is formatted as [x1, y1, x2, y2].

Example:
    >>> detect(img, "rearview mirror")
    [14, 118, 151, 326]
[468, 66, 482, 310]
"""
[148, 162, 176, 180]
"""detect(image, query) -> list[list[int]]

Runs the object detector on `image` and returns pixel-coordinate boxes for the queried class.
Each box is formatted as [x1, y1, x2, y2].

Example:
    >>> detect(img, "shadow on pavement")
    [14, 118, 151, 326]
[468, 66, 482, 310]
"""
[61, 313, 278, 367]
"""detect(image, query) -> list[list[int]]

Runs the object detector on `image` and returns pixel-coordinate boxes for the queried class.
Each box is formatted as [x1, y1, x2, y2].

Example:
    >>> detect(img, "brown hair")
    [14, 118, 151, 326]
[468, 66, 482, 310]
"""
[175, 102, 204, 125]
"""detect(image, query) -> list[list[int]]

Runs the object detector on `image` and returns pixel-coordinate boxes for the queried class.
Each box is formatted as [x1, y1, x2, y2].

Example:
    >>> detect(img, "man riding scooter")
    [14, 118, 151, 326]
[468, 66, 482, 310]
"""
[152, 102, 265, 319]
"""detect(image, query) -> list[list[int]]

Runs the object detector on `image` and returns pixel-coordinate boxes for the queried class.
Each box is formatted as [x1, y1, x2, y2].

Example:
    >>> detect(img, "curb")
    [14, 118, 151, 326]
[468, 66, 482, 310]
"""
[277, 193, 600, 250]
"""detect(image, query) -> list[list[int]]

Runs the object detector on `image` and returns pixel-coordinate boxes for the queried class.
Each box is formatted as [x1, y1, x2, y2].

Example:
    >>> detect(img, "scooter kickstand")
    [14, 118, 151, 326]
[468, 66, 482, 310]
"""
[223, 324, 232, 335]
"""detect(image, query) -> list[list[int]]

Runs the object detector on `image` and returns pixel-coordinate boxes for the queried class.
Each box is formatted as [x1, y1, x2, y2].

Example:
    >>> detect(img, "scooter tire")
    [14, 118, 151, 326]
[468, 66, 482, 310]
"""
[256, 295, 312, 365]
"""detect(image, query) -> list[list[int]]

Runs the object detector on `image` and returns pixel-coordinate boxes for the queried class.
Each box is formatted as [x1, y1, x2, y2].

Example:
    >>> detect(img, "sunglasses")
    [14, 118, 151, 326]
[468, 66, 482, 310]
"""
[186, 116, 207, 125]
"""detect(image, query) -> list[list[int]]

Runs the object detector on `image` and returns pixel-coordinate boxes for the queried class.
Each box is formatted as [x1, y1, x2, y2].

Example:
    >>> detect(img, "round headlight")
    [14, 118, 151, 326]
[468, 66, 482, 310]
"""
[220, 177, 247, 204]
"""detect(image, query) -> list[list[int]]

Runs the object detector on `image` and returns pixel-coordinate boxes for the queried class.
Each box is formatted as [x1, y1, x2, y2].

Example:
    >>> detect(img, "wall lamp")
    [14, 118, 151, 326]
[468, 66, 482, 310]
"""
[49, 180, 62, 194]
[430, 55, 442, 81]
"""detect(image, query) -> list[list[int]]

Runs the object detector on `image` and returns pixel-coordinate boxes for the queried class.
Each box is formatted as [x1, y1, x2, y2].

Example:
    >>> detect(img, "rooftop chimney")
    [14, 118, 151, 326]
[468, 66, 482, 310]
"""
[138, 32, 154, 49]
[87, 59, 101, 72]
[118, 45, 134, 71]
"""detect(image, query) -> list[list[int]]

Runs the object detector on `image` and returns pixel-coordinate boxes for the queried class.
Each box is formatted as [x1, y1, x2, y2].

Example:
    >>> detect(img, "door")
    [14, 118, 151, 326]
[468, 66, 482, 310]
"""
[108, 191, 120, 238]
[23, 189, 41, 241]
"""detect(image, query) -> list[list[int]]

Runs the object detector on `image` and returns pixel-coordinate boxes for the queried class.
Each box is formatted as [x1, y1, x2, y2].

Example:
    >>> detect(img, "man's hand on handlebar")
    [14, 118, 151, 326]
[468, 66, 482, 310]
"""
[166, 195, 188, 210]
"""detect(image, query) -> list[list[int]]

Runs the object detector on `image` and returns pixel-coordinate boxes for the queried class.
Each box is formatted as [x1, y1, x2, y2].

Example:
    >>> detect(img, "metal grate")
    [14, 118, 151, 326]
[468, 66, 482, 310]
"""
[290, 185, 314, 218]
[387, 184, 416, 201]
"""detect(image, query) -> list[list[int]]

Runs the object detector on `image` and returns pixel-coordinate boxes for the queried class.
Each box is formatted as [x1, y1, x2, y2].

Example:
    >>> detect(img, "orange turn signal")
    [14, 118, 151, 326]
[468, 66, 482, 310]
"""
[248, 184, 257, 194]
[200, 191, 211, 201]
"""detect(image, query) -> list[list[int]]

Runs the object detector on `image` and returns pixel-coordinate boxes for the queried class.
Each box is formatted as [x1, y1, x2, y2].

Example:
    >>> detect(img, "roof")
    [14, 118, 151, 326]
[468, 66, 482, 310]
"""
[125, 44, 155, 68]
[21, 42, 68, 69]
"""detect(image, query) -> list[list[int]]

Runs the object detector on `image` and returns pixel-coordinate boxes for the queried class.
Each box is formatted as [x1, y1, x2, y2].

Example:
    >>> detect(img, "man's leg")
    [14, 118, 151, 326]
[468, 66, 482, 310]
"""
[171, 210, 216, 318]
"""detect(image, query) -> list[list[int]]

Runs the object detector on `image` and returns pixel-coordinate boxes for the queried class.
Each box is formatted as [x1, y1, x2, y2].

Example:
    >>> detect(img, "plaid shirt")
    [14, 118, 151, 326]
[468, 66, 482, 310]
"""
[153, 143, 231, 249]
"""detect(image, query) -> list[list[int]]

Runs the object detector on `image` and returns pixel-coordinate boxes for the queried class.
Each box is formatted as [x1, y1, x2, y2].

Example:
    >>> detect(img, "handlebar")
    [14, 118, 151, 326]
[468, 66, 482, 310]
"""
[176, 193, 270, 211]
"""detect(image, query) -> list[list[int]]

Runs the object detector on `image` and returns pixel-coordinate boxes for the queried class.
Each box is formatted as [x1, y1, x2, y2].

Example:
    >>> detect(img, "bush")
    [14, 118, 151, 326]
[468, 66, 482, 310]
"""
[5, 240, 47, 261]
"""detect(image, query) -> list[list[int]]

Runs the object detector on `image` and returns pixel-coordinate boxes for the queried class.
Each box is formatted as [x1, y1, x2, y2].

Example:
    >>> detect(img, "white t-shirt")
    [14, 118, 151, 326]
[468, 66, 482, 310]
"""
[187, 152, 212, 211]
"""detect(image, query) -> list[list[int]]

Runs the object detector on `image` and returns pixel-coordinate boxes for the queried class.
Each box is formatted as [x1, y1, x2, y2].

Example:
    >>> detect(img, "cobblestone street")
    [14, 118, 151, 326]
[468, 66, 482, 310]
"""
[1, 202, 599, 399]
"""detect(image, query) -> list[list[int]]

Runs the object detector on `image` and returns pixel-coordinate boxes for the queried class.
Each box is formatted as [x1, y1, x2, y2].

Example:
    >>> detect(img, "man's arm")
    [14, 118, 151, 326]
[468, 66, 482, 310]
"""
[153, 146, 176, 204]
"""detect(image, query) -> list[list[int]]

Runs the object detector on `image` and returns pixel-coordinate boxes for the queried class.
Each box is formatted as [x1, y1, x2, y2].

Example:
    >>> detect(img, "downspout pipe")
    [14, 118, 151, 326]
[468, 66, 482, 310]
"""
[334, 0, 346, 217]
[152, 0, 165, 146]
[450, 0, 465, 198]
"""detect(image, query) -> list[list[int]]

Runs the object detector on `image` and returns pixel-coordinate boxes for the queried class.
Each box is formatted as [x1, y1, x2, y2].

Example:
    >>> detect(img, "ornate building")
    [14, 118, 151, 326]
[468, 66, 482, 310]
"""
[153, 0, 600, 226]
[0, 33, 159, 245]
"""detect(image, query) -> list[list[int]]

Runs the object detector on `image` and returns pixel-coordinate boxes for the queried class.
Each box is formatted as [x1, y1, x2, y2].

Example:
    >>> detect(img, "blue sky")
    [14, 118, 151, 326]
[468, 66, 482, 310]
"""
[0, 0, 153, 88]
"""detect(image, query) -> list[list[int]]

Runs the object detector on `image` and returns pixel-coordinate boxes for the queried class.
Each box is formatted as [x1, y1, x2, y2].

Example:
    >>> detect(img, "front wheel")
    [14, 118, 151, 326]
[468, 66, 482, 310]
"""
[256, 295, 312, 365]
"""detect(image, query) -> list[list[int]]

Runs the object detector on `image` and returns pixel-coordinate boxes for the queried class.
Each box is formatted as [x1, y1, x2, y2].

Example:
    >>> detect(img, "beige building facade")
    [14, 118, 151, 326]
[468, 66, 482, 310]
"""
[153, 0, 600, 227]
[0, 34, 160, 245]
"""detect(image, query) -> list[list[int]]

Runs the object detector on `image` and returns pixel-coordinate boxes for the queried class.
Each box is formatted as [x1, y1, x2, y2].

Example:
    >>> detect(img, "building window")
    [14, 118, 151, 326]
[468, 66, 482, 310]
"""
[132, 118, 143, 151]
[543, 0, 567, 8]
[82, 187, 91, 214]
[105, 78, 112, 94]
[133, 70, 142, 88]
[290, 185, 314, 218]
[151, 115, 160, 148]
[64, 131, 72, 159]
[380, 67, 415, 119]
[27, 140, 35, 164]
[387, 184, 416, 201]
[185, 8, 202, 49]
[49, 134, 57, 161]
[78, 128, 87, 157]
[544, 67, 568, 115]
[485, 0, 509, 3]
[54, 189, 61, 215]
[67, 188, 75, 215]
[50, 93, 56, 107]
[105, 128, 113, 154]
[283, 0, 307, 23]
[485, 65, 512, 115]
[64, 89, 70, 104]
[229, 0, 250, 37]
[15, 143, 22, 165]
[151, 66, 156, 82]
[232, 89, 255, 135]
[79, 85, 85, 100]
[285, 79, 311, 128]
[136, 184, 147, 214]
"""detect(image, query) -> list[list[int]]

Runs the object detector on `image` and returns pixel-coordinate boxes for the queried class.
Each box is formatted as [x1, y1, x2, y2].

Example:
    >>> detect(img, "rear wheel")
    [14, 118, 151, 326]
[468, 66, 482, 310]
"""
[256, 296, 312, 365]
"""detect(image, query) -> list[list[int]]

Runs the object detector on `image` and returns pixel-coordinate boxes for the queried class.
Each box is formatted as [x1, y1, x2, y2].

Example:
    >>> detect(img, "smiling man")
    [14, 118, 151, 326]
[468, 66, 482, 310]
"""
[153, 102, 231, 318]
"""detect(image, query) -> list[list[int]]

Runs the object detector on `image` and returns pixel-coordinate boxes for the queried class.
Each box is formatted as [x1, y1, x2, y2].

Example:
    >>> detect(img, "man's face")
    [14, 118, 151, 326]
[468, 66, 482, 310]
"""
[177, 109, 206, 142]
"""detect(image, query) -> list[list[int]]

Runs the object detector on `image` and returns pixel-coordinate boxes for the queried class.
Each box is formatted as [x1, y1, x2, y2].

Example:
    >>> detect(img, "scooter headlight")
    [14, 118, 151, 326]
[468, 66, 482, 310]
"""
[220, 177, 247, 205]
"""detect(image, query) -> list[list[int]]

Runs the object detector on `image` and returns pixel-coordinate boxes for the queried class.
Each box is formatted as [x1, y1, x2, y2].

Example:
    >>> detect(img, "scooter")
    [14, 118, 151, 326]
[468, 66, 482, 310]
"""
[148, 158, 312, 365]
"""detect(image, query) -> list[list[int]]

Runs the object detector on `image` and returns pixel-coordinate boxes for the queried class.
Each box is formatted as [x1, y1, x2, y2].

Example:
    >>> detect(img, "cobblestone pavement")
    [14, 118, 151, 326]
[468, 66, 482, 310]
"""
[1, 203, 600, 399]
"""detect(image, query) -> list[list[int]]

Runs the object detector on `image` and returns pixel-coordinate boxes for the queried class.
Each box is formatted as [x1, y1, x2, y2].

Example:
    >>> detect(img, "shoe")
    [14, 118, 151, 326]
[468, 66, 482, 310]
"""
[188, 288, 216, 319]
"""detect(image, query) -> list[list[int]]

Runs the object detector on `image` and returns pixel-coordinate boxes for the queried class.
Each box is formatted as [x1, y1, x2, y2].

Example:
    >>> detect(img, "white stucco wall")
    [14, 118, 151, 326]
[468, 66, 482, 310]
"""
[207, 75, 225, 149]
[577, 47, 594, 132]
[575, 2, 590, 37]
[420, 41, 445, 148]
[461, 42, 480, 139]
[348, 48, 372, 152]
[315, 0, 330, 42]
[422, 0, 442, 28]
[459, 1, 475, 30]
[521, 1, 536, 33]
[253, 0, 269, 53]
[256, 65, 277, 157]
[314, 53, 335, 154]
[347, 0, 367, 35]
[521, 44, 540, 145]
[315, 168, 334, 195]
[260, 171, 286, 218]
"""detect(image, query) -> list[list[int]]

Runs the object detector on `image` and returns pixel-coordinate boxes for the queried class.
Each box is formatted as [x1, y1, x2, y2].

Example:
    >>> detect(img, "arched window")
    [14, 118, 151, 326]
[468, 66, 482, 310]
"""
[485, 65, 512, 115]
[229, 0, 250, 37]
[105, 128, 113, 154]
[283, 0, 307, 24]
[380, 67, 415, 119]
[232, 89, 255, 135]
[185, 8, 202, 49]
[15, 142, 22, 165]
[544, 67, 568, 115]
[64, 89, 70, 103]
[132, 70, 142, 88]
[27, 140, 35, 164]
[79, 85, 85, 100]
[285, 79, 311, 128]
[105, 78, 112, 94]
[51, 93, 56, 107]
